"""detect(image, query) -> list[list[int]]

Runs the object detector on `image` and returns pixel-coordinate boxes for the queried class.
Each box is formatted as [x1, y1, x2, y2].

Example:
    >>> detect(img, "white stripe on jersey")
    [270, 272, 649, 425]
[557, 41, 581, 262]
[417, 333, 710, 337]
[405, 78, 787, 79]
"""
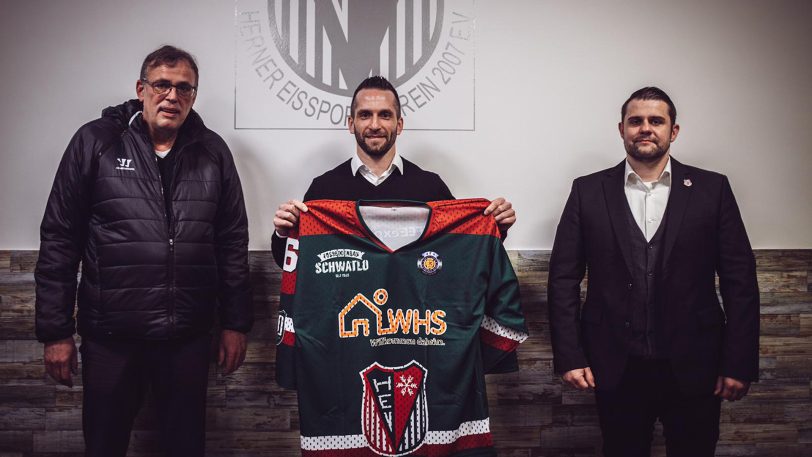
[300, 418, 490, 450]
[481, 316, 528, 342]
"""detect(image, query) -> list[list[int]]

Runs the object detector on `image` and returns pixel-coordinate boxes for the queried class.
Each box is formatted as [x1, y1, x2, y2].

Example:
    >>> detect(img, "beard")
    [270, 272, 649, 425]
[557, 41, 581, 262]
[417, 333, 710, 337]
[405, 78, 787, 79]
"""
[355, 129, 397, 157]
[625, 139, 669, 163]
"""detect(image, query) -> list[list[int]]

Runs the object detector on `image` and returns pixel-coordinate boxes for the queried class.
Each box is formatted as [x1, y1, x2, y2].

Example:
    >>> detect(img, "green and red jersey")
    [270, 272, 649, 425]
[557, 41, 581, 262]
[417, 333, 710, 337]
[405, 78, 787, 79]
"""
[276, 199, 528, 457]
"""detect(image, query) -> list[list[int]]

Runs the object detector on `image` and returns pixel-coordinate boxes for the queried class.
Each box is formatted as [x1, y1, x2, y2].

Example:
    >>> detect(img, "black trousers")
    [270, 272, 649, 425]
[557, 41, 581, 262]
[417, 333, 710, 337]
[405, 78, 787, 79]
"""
[594, 357, 722, 457]
[80, 334, 211, 457]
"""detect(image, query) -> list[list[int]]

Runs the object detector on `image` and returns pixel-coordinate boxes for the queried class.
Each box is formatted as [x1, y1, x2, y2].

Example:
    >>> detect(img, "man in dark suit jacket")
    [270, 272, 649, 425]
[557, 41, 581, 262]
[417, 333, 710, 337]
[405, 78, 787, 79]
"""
[548, 87, 759, 457]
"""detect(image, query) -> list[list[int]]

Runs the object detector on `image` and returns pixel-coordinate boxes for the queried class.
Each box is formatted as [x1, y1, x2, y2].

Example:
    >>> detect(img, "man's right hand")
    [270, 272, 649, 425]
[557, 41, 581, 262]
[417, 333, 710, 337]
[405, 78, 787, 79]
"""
[562, 367, 596, 390]
[44, 336, 78, 387]
[273, 200, 308, 238]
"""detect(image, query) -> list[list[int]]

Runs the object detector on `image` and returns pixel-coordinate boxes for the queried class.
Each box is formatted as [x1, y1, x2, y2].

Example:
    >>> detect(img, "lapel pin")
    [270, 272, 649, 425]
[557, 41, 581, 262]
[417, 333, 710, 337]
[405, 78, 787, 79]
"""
[683, 178, 692, 187]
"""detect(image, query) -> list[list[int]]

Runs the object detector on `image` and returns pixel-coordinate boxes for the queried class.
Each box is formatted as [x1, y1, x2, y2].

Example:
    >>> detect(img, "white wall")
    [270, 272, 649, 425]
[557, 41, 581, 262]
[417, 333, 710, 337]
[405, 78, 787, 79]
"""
[1, 0, 810, 250]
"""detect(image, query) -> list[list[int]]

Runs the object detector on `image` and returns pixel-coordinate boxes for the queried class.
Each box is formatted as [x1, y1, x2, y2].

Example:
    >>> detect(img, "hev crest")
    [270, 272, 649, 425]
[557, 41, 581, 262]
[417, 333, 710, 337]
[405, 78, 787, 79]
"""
[360, 361, 428, 456]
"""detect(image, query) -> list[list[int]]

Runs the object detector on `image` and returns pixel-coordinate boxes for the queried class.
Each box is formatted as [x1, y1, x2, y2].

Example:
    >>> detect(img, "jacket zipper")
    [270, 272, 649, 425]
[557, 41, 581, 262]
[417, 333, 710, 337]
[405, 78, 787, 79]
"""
[164, 143, 189, 337]
[153, 154, 176, 336]
[143, 126, 196, 338]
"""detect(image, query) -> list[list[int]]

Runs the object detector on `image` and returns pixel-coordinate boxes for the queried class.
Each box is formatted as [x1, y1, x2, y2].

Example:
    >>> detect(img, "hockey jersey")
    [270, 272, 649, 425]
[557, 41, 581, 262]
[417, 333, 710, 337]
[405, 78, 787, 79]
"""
[276, 199, 528, 457]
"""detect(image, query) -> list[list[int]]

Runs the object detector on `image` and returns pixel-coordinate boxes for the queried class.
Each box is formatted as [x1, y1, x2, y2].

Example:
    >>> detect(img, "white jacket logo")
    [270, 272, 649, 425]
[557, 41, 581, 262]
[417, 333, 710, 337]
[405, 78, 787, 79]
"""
[115, 158, 135, 171]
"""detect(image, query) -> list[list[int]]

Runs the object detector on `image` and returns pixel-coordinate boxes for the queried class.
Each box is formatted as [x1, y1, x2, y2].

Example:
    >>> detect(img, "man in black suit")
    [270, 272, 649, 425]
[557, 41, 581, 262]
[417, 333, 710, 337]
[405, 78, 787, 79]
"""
[548, 87, 759, 457]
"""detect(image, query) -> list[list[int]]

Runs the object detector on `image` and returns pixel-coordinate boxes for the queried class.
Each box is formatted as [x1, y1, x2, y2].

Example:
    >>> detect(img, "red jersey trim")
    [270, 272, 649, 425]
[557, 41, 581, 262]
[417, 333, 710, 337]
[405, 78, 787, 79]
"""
[480, 329, 520, 353]
[425, 199, 500, 239]
[300, 200, 365, 237]
[300, 199, 500, 241]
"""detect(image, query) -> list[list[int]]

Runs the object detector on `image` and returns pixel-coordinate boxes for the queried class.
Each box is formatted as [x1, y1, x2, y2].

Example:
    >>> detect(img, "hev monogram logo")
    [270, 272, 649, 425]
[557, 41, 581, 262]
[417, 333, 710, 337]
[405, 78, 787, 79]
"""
[360, 361, 428, 456]
[236, 0, 475, 130]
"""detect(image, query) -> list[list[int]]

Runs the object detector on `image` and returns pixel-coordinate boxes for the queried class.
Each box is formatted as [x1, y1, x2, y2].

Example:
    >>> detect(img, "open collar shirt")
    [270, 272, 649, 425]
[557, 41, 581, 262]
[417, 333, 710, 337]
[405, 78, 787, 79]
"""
[624, 158, 672, 241]
[351, 151, 404, 186]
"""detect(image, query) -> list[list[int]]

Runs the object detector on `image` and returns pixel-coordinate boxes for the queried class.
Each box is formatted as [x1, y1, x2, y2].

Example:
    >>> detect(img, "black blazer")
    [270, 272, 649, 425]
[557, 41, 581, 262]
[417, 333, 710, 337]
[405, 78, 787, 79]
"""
[548, 158, 759, 394]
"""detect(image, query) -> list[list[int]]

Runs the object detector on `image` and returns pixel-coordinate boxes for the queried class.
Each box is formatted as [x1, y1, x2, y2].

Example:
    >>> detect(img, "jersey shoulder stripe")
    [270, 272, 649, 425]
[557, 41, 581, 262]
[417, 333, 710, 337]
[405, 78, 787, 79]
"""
[425, 199, 500, 238]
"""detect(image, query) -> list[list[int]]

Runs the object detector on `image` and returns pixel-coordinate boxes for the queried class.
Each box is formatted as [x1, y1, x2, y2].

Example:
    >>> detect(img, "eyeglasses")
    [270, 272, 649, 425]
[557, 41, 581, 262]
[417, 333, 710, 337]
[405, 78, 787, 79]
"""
[141, 79, 197, 98]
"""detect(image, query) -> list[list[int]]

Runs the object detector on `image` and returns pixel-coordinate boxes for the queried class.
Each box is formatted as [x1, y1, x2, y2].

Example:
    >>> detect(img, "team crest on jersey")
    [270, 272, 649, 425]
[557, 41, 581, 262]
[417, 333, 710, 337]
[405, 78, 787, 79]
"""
[361, 361, 428, 456]
[417, 251, 442, 275]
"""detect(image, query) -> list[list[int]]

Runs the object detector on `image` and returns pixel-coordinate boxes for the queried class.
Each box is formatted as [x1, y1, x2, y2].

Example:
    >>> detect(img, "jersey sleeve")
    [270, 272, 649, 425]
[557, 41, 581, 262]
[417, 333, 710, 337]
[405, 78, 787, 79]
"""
[275, 229, 300, 390]
[479, 239, 528, 374]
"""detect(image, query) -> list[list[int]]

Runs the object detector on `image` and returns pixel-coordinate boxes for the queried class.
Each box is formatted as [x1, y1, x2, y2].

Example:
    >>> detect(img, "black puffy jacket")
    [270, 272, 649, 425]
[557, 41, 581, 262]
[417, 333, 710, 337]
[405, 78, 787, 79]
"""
[35, 100, 252, 342]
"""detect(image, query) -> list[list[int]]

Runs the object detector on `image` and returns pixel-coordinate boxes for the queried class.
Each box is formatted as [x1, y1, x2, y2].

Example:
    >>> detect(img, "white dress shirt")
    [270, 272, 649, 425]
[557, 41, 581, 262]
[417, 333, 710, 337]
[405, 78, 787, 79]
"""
[351, 151, 404, 186]
[624, 159, 672, 241]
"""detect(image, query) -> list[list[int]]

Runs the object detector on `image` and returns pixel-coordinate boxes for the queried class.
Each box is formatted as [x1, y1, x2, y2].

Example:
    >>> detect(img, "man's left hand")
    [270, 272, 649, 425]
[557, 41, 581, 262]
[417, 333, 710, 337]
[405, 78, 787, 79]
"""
[218, 329, 247, 375]
[714, 376, 750, 401]
[484, 197, 516, 236]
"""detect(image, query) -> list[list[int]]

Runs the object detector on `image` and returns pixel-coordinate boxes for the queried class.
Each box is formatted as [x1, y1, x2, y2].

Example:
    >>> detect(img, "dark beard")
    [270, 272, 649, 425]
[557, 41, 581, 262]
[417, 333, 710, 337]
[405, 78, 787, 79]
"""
[355, 130, 396, 157]
[626, 141, 668, 163]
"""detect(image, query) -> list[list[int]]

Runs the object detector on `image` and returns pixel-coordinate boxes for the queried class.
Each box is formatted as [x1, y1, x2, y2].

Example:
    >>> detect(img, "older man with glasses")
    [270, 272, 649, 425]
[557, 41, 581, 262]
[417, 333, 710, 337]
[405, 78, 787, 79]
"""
[35, 45, 252, 457]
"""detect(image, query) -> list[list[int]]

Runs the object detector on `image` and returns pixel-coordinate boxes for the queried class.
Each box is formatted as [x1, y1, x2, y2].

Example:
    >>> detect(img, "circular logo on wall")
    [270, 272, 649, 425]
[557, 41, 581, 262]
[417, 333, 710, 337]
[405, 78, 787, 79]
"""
[236, 0, 476, 130]
[268, 0, 445, 97]
[417, 251, 442, 275]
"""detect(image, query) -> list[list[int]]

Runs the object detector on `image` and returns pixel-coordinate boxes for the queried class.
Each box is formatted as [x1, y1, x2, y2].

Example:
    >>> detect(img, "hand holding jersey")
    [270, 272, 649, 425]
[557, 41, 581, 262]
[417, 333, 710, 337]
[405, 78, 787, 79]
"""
[484, 197, 516, 237]
[274, 199, 308, 238]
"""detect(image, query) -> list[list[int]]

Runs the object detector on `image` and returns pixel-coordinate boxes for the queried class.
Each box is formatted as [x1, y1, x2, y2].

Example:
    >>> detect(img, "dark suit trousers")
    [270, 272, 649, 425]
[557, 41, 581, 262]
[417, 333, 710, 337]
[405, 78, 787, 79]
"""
[595, 357, 722, 457]
[80, 334, 211, 457]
